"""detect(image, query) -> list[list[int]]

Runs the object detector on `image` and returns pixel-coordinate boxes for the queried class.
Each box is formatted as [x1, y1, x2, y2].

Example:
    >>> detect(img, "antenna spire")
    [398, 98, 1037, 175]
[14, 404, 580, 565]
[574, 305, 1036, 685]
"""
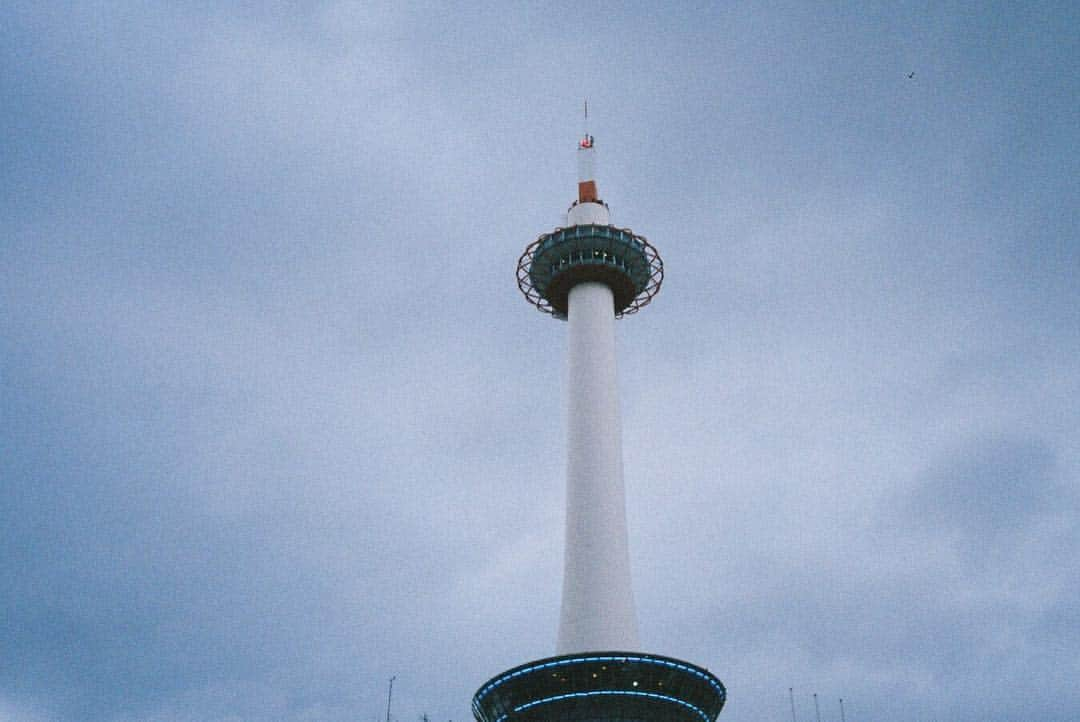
[580, 98, 593, 148]
[577, 100, 597, 206]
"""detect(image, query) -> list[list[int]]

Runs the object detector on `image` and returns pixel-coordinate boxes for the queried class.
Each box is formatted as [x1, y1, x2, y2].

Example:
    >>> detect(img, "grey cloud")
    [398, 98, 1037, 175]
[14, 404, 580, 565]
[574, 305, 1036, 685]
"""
[3, 2, 1080, 722]
[903, 434, 1063, 541]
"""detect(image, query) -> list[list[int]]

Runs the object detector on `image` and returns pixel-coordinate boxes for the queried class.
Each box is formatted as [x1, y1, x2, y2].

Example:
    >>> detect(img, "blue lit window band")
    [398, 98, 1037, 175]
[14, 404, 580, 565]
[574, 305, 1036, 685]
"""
[492, 690, 712, 722]
[475, 654, 726, 702]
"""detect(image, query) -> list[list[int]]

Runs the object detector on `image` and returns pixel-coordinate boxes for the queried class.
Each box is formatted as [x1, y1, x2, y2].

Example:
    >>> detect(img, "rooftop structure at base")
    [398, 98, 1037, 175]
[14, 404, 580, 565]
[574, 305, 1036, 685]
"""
[472, 131, 725, 722]
[473, 653, 725, 722]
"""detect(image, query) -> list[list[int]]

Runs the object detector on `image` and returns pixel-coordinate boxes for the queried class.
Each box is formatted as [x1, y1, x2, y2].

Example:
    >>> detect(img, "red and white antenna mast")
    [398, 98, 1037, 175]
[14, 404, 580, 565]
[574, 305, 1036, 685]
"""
[578, 99, 596, 203]
[569, 100, 609, 227]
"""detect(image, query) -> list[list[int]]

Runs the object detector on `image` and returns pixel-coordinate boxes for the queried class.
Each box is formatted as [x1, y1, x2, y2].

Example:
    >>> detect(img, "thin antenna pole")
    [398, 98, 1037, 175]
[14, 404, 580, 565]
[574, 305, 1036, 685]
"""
[386, 676, 396, 722]
[789, 687, 798, 722]
[840, 697, 847, 722]
[813, 692, 821, 722]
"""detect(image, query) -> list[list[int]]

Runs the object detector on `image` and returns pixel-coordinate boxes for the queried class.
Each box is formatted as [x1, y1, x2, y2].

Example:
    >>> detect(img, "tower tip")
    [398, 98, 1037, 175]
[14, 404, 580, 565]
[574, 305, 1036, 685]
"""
[580, 98, 592, 149]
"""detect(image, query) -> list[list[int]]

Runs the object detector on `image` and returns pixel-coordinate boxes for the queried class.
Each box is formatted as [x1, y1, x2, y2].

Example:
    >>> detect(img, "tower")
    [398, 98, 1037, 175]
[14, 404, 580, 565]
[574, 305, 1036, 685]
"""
[472, 131, 726, 722]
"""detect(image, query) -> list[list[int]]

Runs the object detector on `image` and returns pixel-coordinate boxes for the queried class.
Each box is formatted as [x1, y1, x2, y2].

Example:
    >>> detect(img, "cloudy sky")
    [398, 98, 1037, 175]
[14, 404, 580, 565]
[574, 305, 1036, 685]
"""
[2, 2, 1078, 721]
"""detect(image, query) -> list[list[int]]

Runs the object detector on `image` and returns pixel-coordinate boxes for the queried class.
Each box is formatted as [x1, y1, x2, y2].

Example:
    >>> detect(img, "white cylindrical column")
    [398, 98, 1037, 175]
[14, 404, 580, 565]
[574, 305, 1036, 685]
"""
[556, 281, 640, 654]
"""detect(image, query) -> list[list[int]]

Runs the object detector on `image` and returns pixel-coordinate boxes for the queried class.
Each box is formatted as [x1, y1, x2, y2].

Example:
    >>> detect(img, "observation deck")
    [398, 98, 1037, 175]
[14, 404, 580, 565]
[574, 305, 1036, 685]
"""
[517, 224, 663, 319]
[473, 652, 726, 722]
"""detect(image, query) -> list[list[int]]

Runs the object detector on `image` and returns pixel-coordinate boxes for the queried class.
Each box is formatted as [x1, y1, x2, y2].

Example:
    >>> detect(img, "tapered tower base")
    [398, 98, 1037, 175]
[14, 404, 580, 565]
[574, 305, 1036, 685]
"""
[473, 653, 726, 722]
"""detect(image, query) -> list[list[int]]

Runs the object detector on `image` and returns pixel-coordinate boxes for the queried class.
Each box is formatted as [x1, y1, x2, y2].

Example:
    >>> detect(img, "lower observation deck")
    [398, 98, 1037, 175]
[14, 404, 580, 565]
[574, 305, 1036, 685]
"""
[517, 225, 663, 319]
[473, 653, 726, 722]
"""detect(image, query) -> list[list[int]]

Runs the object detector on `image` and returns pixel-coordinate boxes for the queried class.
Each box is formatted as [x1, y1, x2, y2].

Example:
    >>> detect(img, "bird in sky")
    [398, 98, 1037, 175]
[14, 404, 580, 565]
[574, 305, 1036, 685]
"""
[908, 71, 916, 79]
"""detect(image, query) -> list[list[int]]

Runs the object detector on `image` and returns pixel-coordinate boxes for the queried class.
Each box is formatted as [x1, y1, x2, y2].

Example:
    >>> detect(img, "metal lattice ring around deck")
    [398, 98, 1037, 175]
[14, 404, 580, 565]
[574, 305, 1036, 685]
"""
[517, 224, 663, 319]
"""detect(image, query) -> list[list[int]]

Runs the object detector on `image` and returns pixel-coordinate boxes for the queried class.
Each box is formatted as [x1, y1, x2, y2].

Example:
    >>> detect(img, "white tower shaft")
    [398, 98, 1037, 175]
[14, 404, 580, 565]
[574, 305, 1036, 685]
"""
[557, 281, 640, 654]
[475, 130, 725, 722]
